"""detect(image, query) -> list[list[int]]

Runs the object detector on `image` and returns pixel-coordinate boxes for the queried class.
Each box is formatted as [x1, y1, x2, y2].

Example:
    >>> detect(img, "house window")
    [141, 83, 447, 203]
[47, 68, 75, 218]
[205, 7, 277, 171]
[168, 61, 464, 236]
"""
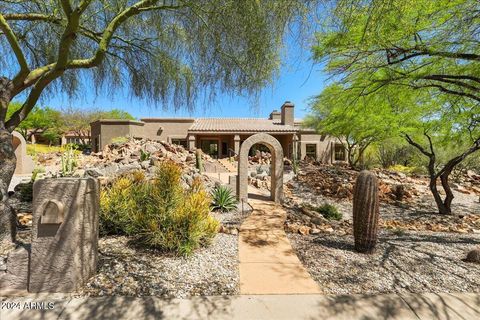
[334, 143, 346, 161]
[305, 144, 317, 159]
[171, 139, 187, 148]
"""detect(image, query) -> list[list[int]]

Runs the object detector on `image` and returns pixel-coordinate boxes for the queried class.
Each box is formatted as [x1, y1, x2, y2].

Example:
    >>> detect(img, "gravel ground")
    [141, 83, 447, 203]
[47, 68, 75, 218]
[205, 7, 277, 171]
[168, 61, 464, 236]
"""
[79, 233, 239, 298]
[212, 204, 252, 230]
[288, 231, 480, 295]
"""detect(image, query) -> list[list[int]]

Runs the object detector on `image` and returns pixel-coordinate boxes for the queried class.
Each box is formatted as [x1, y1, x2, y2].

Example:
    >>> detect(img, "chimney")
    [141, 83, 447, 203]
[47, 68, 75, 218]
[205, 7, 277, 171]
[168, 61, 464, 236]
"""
[269, 109, 281, 121]
[281, 101, 294, 126]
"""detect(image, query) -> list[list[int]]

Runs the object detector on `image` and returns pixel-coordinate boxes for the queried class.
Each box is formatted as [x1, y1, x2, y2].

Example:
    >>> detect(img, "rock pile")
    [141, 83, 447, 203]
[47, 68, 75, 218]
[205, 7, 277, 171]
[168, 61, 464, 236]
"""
[249, 150, 271, 164]
[248, 165, 271, 190]
[283, 202, 351, 236]
[37, 138, 219, 191]
[294, 163, 422, 203]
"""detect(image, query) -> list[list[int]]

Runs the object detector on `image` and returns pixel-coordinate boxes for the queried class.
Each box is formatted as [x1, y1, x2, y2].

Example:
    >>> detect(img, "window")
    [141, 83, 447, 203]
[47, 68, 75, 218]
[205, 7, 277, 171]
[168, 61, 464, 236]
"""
[334, 143, 346, 161]
[171, 139, 187, 148]
[305, 144, 317, 159]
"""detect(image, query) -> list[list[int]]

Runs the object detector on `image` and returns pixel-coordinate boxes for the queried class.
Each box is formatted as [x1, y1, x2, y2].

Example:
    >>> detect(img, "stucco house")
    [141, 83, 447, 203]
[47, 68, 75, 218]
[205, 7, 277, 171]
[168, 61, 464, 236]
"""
[90, 102, 346, 163]
[28, 129, 91, 146]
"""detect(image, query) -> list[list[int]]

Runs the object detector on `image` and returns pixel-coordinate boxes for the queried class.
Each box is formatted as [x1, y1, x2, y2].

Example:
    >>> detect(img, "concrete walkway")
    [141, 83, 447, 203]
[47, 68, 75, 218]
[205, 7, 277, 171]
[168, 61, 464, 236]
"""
[238, 190, 321, 294]
[2, 292, 479, 320]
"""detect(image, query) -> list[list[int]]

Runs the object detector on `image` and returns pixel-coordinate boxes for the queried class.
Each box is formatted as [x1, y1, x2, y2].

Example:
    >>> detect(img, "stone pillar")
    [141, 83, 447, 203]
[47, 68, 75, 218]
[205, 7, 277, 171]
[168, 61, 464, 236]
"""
[234, 135, 240, 155]
[188, 134, 196, 151]
[29, 178, 100, 293]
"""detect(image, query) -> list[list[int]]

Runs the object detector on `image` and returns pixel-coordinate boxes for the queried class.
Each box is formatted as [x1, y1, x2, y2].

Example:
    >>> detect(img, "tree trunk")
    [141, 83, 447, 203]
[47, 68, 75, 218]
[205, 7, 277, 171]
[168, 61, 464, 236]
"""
[428, 176, 451, 215]
[0, 128, 17, 242]
[440, 169, 454, 215]
[426, 154, 452, 215]
[0, 79, 17, 241]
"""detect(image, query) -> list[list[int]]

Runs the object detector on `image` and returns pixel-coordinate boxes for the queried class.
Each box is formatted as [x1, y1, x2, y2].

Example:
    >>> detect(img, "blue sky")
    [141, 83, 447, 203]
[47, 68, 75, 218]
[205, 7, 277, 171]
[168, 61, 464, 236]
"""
[44, 41, 328, 120]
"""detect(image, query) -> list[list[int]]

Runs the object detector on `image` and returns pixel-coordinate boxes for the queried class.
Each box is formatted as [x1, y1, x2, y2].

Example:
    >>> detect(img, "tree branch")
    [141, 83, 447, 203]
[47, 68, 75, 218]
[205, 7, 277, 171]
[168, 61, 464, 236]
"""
[0, 14, 30, 84]
[404, 133, 432, 157]
[410, 83, 480, 103]
[67, 0, 184, 69]
[438, 137, 480, 177]
[3, 13, 61, 22]
[421, 75, 480, 92]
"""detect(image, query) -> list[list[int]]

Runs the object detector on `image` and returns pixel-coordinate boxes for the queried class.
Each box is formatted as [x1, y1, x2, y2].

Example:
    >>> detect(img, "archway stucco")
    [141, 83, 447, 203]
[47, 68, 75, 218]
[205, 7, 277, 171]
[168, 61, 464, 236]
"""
[237, 133, 284, 203]
[12, 131, 35, 175]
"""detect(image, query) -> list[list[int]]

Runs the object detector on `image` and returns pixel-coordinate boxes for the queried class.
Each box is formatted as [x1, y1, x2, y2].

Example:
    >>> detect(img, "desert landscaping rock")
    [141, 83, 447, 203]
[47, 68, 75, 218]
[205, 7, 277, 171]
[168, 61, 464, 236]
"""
[288, 230, 480, 295]
[79, 233, 239, 298]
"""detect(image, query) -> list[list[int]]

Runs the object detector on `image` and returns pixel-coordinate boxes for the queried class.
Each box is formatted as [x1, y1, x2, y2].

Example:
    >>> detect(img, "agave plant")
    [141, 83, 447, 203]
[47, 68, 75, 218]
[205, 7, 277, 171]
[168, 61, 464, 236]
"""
[211, 185, 238, 212]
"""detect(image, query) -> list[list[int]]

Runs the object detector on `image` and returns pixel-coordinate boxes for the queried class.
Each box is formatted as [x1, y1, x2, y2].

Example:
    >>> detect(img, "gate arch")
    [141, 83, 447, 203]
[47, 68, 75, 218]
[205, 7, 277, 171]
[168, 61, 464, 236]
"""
[237, 133, 284, 203]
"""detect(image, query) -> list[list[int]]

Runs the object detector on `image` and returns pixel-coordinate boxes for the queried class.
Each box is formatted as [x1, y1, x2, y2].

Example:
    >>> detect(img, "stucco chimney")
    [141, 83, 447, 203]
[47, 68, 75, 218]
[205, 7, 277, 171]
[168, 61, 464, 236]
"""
[269, 109, 281, 121]
[281, 101, 294, 126]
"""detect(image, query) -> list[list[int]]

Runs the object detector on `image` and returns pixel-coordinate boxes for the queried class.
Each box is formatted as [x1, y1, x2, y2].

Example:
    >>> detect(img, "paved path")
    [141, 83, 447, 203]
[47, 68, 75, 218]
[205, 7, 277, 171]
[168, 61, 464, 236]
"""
[238, 190, 321, 295]
[2, 292, 479, 319]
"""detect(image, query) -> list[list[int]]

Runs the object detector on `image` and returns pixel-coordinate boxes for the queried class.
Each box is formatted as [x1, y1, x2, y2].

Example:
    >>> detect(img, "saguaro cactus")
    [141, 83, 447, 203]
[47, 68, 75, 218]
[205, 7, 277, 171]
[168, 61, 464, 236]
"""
[353, 170, 379, 254]
[195, 148, 203, 173]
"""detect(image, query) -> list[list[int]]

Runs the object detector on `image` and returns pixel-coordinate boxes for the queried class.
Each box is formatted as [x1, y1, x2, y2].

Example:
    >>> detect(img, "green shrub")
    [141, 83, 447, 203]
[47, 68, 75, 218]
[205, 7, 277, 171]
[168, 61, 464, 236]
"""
[211, 185, 238, 212]
[100, 162, 219, 256]
[31, 166, 45, 181]
[316, 203, 342, 221]
[140, 149, 151, 161]
[111, 136, 129, 144]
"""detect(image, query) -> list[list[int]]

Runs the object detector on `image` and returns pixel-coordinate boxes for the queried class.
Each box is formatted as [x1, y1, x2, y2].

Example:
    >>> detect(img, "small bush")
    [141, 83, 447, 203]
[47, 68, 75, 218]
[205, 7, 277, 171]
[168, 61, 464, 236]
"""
[140, 149, 151, 161]
[100, 162, 219, 256]
[111, 136, 129, 144]
[211, 185, 238, 212]
[388, 164, 424, 175]
[316, 203, 342, 221]
[15, 182, 33, 202]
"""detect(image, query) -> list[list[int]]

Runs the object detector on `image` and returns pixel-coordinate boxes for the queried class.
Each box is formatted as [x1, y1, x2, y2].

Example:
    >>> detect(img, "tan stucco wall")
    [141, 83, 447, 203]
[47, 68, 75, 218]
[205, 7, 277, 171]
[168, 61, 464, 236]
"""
[91, 120, 145, 152]
[298, 133, 345, 163]
[140, 119, 194, 142]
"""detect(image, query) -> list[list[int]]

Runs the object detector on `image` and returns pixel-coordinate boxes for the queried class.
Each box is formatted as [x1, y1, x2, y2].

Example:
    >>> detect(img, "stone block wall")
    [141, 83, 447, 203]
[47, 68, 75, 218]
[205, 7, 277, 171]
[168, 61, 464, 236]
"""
[0, 177, 100, 294]
[29, 178, 100, 293]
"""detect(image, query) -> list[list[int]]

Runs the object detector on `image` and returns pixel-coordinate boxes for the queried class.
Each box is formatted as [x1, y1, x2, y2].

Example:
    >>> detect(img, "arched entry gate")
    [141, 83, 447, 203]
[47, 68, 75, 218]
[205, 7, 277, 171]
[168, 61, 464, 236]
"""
[237, 133, 284, 203]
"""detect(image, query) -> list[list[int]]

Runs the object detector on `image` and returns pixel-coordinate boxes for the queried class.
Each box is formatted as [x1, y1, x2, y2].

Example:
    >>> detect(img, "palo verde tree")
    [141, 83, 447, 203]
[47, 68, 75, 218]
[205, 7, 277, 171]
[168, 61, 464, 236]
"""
[309, 78, 480, 215]
[311, 0, 480, 214]
[0, 0, 314, 241]
[305, 84, 395, 169]
[401, 95, 480, 215]
[314, 0, 480, 101]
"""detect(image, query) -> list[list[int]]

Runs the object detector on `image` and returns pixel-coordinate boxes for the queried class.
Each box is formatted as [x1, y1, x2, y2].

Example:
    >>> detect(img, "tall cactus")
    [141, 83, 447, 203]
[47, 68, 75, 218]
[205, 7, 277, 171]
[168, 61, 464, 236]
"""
[195, 148, 203, 173]
[353, 170, 379, 254]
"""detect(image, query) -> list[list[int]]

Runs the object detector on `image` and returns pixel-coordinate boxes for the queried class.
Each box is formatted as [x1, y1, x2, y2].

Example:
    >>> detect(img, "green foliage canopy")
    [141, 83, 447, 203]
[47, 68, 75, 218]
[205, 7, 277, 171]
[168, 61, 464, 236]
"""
[305, 84, 402, 168]
[314, 0, 480, 104]
[6, 102, 62, 140]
